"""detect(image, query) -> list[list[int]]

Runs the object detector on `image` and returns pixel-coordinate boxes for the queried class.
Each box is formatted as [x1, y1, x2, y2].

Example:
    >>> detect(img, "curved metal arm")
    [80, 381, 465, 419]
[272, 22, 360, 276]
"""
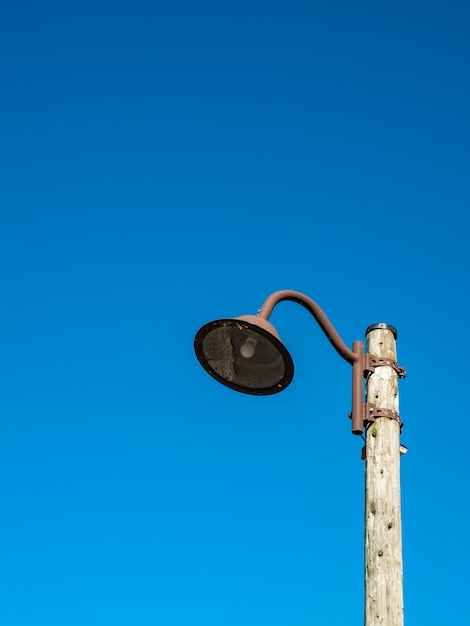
[258, 289, 359, 365]
[258, 290, 364, 434]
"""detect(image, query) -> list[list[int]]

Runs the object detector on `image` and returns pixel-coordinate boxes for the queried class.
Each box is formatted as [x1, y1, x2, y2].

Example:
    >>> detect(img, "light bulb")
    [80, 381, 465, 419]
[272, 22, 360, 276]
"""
[240, 337, 257, 358]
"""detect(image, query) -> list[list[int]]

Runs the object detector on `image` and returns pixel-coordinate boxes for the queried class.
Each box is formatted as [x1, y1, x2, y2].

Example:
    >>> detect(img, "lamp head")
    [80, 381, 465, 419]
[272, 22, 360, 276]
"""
[194, 315, 294, 395]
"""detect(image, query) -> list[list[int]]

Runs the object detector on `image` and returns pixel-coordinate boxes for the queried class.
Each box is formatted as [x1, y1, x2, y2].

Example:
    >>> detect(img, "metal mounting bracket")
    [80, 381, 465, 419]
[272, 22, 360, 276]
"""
[364, 402, 403, 430]
[348, 403, 404, 431]
[363, 353, 406, 379]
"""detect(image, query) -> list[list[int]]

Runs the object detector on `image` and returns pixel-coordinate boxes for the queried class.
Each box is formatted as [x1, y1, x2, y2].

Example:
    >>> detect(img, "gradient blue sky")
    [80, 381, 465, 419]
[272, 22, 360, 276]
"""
[1, 1, 469, 624]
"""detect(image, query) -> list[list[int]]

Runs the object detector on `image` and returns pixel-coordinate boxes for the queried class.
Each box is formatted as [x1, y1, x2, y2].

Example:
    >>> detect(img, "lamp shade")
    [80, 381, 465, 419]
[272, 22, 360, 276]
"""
[194, 316, 294, 395]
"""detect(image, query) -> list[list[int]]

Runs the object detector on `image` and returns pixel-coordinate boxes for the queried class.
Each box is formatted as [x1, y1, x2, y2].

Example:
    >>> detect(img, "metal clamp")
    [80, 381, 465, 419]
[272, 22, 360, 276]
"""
[363, 354, 406, 379]
[364, 402, 403, 430]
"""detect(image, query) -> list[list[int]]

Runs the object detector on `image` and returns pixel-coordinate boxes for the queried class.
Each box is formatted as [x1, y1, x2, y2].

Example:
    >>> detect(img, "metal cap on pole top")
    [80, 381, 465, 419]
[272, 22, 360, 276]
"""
[366, 322, 398, 339]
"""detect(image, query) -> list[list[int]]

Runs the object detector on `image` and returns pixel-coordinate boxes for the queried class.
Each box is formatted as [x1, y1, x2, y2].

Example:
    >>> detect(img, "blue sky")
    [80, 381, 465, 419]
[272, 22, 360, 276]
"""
[1, 1, 469, 624]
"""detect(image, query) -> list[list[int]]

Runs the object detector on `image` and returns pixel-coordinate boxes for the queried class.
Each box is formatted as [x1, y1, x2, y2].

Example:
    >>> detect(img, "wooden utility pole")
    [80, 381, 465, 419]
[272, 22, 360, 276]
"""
[364, 324, 404, 626]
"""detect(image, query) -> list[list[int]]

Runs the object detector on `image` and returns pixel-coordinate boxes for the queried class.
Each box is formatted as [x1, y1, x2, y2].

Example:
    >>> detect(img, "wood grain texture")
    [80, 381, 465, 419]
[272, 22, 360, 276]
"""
[364, 328, 404, 626]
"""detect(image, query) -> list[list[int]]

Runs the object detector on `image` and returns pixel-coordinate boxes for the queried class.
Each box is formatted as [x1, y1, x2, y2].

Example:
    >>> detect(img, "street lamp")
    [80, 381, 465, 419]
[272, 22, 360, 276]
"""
[195, 289, 386, 434]
[194, 289, 406, 626]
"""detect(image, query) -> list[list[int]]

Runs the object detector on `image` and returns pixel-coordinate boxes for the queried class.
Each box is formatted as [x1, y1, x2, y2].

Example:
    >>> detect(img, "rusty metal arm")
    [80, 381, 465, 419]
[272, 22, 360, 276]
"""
[258, 290, 365, 434]
[258, 289, 359, 364]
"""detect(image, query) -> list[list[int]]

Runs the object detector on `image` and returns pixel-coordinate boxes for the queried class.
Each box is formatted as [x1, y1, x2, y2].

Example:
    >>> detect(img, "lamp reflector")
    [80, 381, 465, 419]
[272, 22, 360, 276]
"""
[194, 318, 293, 395]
